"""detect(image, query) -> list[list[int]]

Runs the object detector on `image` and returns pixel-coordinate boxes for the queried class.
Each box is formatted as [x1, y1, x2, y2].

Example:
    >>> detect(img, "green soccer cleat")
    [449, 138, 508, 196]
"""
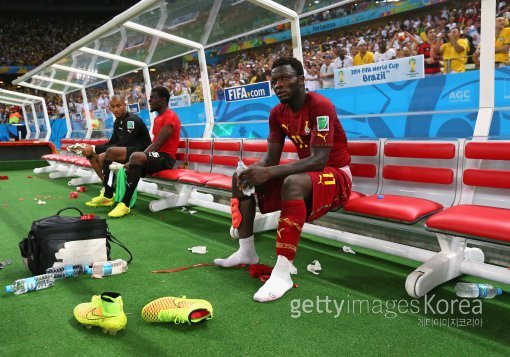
[86, 191, 115, 207]
[141, 296, 213, 325]
[108, 202, 130, 218]
[73, 292, 127, 335]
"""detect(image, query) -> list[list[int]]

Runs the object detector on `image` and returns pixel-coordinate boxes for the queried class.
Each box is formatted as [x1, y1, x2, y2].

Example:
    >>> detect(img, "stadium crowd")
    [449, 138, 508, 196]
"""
[2, 0, 509, 121]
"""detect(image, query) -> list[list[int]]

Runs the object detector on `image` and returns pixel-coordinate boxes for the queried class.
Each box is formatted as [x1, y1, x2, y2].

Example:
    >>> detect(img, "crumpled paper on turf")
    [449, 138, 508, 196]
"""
[307, 260, 322, 275]
[188, 246, 207, 254]
[342, 246, 356, 254]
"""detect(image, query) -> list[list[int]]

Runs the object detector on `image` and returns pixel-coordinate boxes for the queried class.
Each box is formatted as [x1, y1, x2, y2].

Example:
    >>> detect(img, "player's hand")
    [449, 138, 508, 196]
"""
[82, 144, 94, 157]
[238, 165, 271, 189]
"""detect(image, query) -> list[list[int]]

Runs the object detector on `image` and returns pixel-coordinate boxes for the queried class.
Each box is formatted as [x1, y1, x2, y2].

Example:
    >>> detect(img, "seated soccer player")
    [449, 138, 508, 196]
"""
[214, 57, 352, 302]
[107, 87, 181, 218]
[79, 94, 151, 188]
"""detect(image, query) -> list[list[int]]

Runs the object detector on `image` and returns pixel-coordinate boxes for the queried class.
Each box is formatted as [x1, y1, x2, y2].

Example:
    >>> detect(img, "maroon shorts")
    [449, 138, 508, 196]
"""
[255, 166, 352, 222]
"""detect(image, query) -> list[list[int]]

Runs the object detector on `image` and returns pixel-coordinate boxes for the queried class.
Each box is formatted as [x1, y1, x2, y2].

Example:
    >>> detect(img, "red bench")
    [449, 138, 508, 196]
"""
[343, 140, 460, 223]
[426, 140, 510, 243]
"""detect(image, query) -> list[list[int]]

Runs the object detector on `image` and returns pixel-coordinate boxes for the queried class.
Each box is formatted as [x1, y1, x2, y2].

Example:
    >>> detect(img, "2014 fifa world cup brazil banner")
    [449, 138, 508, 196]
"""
[334, 56, 425, 89]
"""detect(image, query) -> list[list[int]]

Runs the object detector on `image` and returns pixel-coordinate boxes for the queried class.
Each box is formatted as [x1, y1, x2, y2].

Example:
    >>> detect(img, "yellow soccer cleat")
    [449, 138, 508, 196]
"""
[141, 296, 213, 325]
[108, 202, 130, 218]
[73, 292, 127, 335]
[86, 191, 115, 207]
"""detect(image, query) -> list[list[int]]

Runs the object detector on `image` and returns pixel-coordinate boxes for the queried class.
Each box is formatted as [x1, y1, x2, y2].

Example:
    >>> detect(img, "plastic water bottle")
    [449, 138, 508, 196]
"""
[46, 264, 86, 279]
[236, 161, 255, 196]
[455, 283, 503, 299]
[87, 259, 127, 278]
[5, 274, 55, 295]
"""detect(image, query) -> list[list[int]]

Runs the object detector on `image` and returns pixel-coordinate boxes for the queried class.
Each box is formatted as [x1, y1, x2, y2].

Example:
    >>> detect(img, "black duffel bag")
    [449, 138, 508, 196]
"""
[19, 207, 132, 275]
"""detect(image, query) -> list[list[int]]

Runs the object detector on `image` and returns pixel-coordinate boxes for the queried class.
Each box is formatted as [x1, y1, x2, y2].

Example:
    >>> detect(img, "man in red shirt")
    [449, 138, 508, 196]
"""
[214, 57, 352, 302]
[108, 87, 181, 218]
[418, 27, 441, 76]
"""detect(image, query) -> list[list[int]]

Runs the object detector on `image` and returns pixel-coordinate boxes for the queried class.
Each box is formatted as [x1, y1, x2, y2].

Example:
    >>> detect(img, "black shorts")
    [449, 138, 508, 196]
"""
[144, 152, 175, 176]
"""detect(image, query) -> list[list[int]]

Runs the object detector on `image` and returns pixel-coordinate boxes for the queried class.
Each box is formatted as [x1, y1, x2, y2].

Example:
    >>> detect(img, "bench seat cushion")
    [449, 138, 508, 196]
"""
[425, 204, 510, 243]
[205, 176, 233, 190]
[152, 169, 195, 181]
[178, 172, 226, 185]
[343, 194, 443, 223]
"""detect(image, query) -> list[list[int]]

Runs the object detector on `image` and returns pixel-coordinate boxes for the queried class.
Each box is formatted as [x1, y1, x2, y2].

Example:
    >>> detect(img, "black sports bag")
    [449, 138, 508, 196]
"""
[19, 207, 132, 275]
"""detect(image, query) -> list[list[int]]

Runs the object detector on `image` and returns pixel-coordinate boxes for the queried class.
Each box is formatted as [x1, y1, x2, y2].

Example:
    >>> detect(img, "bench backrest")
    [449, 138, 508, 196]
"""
[241, 140, 298, 166]
[380, 140, 460, 207]
[461, 140, 510, 209]
[174, 139, 187, 169]
[348, 140, 380, 195]
[212, 139, 242, 175]
[187, 139, 213, 172]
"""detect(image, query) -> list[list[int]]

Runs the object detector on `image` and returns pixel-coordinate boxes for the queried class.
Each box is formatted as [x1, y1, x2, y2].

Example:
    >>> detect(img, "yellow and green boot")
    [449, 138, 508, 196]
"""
[85, 189, 115, 207]
[74, 292, 127, 335]
[141, 296, 213, 325]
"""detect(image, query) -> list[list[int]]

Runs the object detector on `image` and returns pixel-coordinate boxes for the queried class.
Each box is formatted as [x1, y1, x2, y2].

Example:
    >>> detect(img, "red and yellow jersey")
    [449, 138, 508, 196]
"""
[267, 91, 350, 168]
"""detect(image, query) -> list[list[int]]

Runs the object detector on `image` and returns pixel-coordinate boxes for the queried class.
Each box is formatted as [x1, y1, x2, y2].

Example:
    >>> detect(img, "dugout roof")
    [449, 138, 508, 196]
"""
[13, 0, 353, 94]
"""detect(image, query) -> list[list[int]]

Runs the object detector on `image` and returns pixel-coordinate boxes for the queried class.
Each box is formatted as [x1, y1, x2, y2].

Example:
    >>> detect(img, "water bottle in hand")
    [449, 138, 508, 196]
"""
[455, 282, 502, 299]
[236, 161, 255, 196]
[87, 259, 128, 278]
[46, 264, 86, 279]
[5, 274, 55, 295]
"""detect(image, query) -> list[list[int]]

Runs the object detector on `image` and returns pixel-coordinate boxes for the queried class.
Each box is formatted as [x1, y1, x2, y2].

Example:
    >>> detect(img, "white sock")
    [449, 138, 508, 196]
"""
[214, 236, 259, 267]
[253, 255, 295, 303]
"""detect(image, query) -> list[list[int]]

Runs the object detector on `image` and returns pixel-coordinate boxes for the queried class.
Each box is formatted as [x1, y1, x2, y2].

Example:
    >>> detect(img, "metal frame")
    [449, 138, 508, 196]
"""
[474, 0, 497, 136]
[0, 89, 51, 141]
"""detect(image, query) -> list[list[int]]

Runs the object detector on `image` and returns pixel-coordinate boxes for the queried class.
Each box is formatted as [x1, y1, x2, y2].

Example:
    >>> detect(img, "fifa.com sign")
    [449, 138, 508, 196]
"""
[225, 81, 272, 102]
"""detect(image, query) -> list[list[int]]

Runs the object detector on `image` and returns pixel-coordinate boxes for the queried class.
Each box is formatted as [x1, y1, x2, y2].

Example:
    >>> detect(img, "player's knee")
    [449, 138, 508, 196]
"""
[104, 147, 114, 160]
[282, 174, 308, 197]
[129, 152, 146, 165]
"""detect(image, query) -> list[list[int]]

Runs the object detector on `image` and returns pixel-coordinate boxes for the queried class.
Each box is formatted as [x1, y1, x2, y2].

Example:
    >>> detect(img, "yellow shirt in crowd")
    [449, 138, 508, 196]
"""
[441, 38, 469, 73]
[353, 51, 375, 66]
[495, 27, 510, 63]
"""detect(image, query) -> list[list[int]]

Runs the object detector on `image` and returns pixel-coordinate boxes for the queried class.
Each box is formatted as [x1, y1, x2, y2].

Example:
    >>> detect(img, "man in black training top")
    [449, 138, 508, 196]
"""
[82, 95, 151, 207]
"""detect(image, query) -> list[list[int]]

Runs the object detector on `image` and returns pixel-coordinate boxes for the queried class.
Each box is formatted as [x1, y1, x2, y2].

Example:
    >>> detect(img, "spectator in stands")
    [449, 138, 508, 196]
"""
[438, 27, 470, 73]
[418, 27, 442, 76]
[319, 54, 335, 88]
[8, 107, 21, 124]
[80, 95, 151, 190]
[304, 62, 321, 91]
[214, 57, 351, 303]
[333, 47, 354, 68]
[229, 70, 246, 87]
[353, 39, 375, 66]
[374, 42, 396, 62]
[106, 87, 181, 218]
[473, 16, 510, 68]
[494, 16, 510, 66]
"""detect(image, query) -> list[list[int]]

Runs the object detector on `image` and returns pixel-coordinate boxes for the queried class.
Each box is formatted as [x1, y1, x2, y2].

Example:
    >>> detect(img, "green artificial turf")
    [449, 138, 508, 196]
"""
[1, 168, 510, 356]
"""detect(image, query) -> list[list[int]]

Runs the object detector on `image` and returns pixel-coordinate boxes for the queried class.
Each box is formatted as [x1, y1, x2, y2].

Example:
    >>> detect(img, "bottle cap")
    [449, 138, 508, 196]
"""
[497, 288, 503, 295]
[5, 285, 13, 293]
